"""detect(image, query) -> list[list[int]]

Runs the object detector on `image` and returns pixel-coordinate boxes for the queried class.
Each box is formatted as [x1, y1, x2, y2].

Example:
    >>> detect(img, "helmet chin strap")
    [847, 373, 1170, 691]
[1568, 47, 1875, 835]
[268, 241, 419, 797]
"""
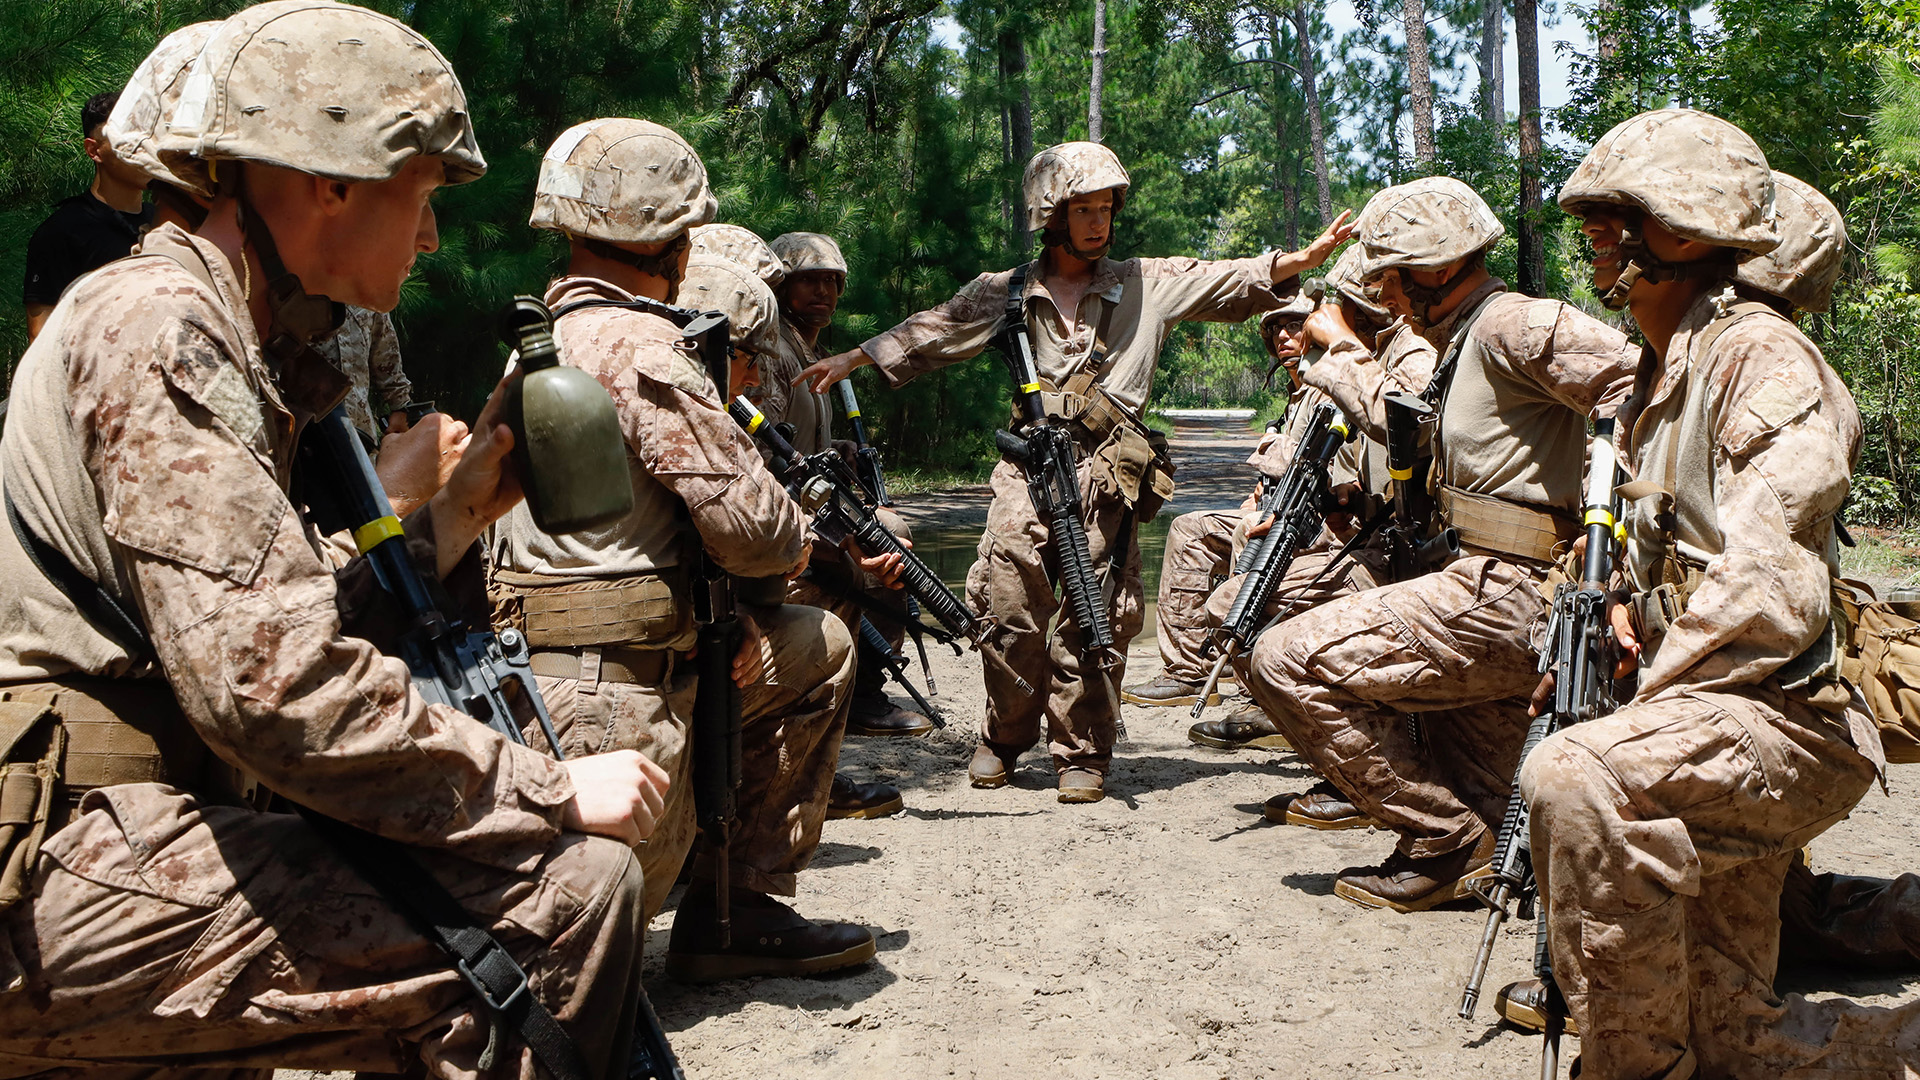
[231, 183, 351, 420]
[1598, 220, 1736, 312]
[1397, 267, 1474, 324]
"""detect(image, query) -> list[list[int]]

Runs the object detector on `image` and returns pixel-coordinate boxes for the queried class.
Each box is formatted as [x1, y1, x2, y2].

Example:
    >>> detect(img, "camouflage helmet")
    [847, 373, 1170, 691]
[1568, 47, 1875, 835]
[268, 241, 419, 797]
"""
[1357, 177, 1505, 279]
[678, 256, 780, 360]
[690, 223, 785, 288]
[159, 1, 485, 189]
[530, 118, 716, 244]
[1323, 244, 1387, 319]
[1735, 173, 1845, 314]
[1558, 109, 1778, 254]
[1023, 141, 1130, 234]
[105, 21, 221, 196]
[771, 231, 849, 277]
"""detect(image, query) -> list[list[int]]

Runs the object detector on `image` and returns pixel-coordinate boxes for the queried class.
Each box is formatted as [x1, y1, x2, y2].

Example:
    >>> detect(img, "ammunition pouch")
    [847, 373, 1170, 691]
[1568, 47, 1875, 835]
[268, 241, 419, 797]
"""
[491, 567, 692, 650]
[1437, 486, 1579, 565]
[1015, 374, 1177, 521]
[0, 676, 271, 914]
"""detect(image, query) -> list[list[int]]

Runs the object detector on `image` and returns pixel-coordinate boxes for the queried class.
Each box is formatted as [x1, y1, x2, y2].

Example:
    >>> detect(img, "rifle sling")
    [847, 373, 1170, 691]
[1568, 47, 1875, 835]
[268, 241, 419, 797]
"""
[6, 491, 153, 659]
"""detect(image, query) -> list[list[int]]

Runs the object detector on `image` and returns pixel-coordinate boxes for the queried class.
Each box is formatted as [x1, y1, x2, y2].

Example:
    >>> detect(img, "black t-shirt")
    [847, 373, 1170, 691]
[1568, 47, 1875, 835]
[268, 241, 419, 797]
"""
[22, 191, 153, 307]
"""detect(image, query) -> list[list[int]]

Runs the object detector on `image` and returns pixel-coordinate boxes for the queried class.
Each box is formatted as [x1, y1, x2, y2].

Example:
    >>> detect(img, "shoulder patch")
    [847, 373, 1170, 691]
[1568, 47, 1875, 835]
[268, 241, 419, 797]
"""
[202, 362, 266, 449]
[1526, 301, 1561, 330]
[664, 342, 721, 399]
[1744, 370, 1814, 432]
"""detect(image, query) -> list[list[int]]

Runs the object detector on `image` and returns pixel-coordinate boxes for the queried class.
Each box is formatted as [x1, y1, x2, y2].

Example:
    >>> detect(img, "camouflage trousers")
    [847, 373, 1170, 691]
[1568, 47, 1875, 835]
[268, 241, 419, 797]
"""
[1519, 685, 1920, 1080]
[531, 602, 854, 911]
[1779, 851, 1920, 971]
[0, 784, 645, 1080]
[967, 458, 1146, 774]
[785, 508, 912, 701]
[1156, 509, 1239, 683]
[1246, 553, 1546, 859]
[1203, 529, 1389, 689]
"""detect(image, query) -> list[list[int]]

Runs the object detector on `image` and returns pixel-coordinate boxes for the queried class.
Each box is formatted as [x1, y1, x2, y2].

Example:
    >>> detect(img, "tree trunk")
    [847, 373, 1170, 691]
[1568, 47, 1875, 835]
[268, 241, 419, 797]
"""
[1289, 1, 1333, 223]
[1515, 0, 1544, 295]
[1480, 0, 1504, 130]
[1403, 0, 1435, 165]
[999, 24, 1034, 250]
[1088, 0, 1107, 142]
[1675, 1, 1693, 107]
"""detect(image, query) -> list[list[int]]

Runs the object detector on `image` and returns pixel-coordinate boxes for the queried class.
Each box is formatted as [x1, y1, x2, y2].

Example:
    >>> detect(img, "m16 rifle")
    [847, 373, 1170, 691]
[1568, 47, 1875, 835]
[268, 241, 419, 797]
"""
[303, 395, 685, 1079]
[1233, 418, 1292, 576]
[856, 615, 946, 726]
[1456, 418, 1622, 1080]
[729, 396, 981, 648]
[1191, 402, 1353, 718]
[835, 379, 893, 508]
[992, 270, 1120, 711]
[1380, 391, 1459, 582]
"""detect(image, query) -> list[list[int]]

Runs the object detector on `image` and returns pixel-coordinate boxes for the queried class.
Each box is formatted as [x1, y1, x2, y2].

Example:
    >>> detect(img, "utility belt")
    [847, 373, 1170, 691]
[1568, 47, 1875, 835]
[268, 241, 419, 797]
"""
[1010, 372, 1177, 517]
[0, 675, 268, 911]
[1437, 486, 1580, 565]
[491, 567, 693, 689]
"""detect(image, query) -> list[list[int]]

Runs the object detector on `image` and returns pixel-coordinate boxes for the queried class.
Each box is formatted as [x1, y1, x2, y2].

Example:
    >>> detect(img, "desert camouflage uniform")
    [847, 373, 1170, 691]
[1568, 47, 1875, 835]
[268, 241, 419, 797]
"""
[863, 253, 1294, 771]
[1198, 321, 1440, 687]
[1519, 291, 1917, 1079]
[492, 275, 851, 916]
[1247, 278, 1637, 861]
[0, 224, 645, 1080]
[324, 306, 411, 438]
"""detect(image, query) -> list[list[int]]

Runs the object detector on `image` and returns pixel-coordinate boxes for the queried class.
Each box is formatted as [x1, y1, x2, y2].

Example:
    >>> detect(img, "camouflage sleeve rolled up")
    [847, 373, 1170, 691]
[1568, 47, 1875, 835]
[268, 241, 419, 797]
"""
[70, 268, 573, 874]
[1636, 321, 1859, 698]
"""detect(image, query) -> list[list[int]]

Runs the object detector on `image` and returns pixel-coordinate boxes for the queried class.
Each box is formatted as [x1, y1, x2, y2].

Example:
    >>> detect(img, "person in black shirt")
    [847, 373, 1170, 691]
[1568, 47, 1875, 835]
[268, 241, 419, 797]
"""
[22, 91, 153, 340]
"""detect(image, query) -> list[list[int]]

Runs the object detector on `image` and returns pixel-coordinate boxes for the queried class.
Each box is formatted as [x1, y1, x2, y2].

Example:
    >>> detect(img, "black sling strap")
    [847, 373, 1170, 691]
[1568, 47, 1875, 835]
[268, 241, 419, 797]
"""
[6, 491, 153, 658]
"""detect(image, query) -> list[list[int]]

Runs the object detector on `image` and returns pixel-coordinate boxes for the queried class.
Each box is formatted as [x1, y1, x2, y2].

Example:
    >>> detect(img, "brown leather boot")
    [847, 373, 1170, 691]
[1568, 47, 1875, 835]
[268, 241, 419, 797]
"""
[1120, 674, 1219, 708]
[846, 691, 935, 737]
[1494, 978, 1580, 1035]
[1057, 766, 1105, 804]
[826, 773, 904, 819]
[1333, 832, 1497, 913]
[1261, 780, 1378, 828]
[968, 741, 1019, 788]
[665, 884, 876, 982]
[1190, 703, 1291, 751]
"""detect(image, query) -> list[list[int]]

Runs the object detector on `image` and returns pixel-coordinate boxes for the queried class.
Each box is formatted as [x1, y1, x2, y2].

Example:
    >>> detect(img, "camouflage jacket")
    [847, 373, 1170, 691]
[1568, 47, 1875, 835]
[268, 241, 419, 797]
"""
[324, 305, 411, 438]
[757, 317, 832, 456]
[861, 253, 1296, 416]
[492, 276, 807, 584]
[0, 223, 572, 871]
[1620, 288, 1862, 701]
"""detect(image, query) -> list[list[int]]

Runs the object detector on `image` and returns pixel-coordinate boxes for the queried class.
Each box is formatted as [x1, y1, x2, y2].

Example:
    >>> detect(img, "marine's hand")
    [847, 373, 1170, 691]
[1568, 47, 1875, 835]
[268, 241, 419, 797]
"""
[1610, 592, 1641, 676]
[428, 373, 523, 578]
[377, 410, 470, 518]
[832, 438, 860, 468]
[797, 348, 873, 395]
[1246, 511, 1276, 539]
[786, 537, 815, 582]
[732, 612, 766, 687]
[1325, 482, 1362, 538]
[561, 750, 671, 846]
[1274, 210, 1357, 280]
[849, 535, 909, 589]
[1305, 302, 1364, 352]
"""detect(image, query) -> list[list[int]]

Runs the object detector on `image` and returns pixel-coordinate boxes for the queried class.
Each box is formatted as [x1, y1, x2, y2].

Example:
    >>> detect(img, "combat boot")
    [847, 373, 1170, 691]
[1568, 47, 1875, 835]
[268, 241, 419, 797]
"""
[1120, 674, 1220, 708]
[1263, 781, 1379, 829]
[846, 690, 935, 737]
[968, 740, 1021, 788]
[826, 773, 904, 820]
[1057, 766, 1105, 804]
[1189, 703, 1291, 751]
[1493, 978, 1580, 1035]
[666, 883, 876, 982]
[1333, 832, 1496, 913]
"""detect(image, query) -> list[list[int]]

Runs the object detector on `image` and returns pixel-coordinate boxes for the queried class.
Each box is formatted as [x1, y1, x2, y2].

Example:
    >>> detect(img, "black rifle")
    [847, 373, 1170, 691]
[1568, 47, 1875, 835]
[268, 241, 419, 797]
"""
[1191, 402, 1352, 718]
[856, 615, 946, 726]
[1233, 420, 1292, 576]
[991, 272, 1119, 705]
[1381, 391, 1460, 582]
[1458, 419, 1622, 1080]
[729, 395, 982, 647]
[835, 379, 893, 508]
[303, 406, 685, 1080]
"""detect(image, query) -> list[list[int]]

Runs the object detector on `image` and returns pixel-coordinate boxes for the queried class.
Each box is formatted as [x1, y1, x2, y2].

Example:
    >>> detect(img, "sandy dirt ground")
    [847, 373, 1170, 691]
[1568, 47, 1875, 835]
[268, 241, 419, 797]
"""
[642, 413, 1920, 1079]
[283, 413, 1920, 1080]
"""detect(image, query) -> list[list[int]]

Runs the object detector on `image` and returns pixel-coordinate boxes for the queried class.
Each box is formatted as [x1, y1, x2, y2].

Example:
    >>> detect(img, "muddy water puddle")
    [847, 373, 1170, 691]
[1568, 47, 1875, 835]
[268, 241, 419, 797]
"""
[910, 515, 1171, 648]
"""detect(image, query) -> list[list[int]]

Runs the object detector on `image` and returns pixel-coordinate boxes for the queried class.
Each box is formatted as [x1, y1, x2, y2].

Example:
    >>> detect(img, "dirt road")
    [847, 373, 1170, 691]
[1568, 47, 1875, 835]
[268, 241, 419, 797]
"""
[647, 412, 1920, 1079]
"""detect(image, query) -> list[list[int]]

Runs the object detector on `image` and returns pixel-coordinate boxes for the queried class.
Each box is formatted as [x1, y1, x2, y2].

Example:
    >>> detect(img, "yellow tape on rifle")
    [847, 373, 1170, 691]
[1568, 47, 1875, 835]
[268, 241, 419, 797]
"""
[1389, 466, 1414, 481]
[354, 515, 404, 553]
[1021, 382, 1042, 394]
[745, 411, 765, 433]
[1584, 508, 1615, 529]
